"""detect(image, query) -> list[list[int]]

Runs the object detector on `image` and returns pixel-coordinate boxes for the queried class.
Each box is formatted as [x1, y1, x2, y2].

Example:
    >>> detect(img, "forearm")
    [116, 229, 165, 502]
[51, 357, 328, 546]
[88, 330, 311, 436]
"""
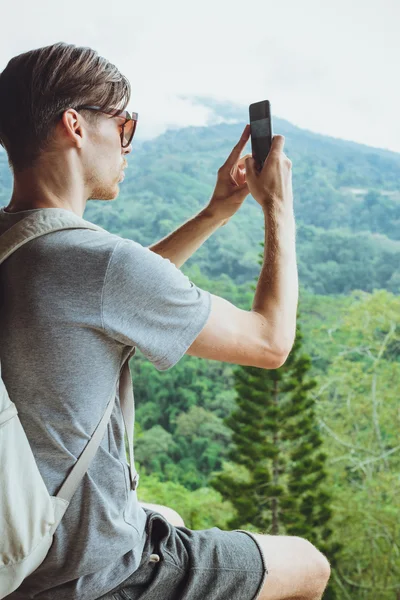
[252, 204, 298, 355]
[148, 207, 226, 269]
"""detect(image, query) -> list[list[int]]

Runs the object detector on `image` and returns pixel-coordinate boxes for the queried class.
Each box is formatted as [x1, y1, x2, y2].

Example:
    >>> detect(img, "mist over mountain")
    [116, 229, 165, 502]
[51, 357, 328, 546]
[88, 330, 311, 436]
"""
[1, 100, 399, 295]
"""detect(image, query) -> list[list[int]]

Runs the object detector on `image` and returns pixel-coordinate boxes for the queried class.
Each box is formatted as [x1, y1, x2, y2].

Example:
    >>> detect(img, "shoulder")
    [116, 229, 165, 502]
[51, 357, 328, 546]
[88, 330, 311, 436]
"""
[33, 227, 126, 262]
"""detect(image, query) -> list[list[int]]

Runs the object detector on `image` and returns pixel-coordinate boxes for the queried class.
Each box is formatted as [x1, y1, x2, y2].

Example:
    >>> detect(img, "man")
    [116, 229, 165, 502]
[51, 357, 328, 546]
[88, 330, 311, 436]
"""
[0, 42, 330, 600]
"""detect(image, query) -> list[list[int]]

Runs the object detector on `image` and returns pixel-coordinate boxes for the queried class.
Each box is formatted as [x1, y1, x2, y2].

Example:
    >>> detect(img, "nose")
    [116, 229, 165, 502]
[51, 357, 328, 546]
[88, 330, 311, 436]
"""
[122, 143, 132, 155]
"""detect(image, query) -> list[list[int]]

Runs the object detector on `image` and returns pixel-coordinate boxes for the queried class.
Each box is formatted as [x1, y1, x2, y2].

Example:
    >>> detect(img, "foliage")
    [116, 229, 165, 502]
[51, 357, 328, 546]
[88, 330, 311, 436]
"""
[1, 116, 400, 294]
[210, 315, 339, 599]
[137, 472, 234, 530]
[1, 111, 399, 599]
[315, 290, 400, 598]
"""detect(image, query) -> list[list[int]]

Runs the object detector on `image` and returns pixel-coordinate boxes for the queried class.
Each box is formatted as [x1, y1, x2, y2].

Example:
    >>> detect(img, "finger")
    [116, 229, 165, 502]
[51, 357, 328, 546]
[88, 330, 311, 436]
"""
[230, 168, 243, 186]
[233, 158, 249, 173]
[245, 156, 256, 180]
[236, 153, 252, 167]
[233, 167, 246, 186]
[230, 154, 251, 185]
[224, 125, 251, 170]
[270, 134, 285, 153]
[245, 156, 255, 170]
[231, 154, 247, 175]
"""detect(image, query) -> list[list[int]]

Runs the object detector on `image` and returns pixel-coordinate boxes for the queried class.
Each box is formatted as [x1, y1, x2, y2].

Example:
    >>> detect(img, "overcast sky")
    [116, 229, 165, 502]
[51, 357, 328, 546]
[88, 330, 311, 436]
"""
[1, 0, 399, 153]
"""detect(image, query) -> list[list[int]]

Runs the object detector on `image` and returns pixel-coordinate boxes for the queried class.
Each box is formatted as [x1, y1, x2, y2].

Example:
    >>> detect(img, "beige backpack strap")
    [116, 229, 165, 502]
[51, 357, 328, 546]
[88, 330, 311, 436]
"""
[0, 208, 107, 265]
[0, 209, 139, 501]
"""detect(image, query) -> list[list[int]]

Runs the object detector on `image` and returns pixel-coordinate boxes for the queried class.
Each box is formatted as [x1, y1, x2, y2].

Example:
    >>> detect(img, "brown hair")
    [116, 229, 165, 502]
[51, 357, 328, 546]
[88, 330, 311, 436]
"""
[0, 42, 131, 173]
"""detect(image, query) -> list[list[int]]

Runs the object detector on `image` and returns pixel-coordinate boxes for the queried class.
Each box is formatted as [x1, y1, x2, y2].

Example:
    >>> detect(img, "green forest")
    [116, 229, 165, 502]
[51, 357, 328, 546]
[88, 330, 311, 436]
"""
[1, 104, 399, 598]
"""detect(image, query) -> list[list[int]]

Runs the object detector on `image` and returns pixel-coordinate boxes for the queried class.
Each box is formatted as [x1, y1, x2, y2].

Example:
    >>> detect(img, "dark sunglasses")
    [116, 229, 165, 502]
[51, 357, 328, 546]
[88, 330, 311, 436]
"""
[74, 105, 138, 147]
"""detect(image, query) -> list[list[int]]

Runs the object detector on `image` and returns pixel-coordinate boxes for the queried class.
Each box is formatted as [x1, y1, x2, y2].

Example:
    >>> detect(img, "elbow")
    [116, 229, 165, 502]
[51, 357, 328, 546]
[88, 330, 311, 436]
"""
[269, 339, 294, 369]
[272, 350, 290, 369]
[260, 347, 291, 370]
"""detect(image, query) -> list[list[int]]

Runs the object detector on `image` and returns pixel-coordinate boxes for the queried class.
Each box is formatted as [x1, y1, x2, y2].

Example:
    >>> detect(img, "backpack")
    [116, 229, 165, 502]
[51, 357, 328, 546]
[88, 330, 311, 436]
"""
[0, 208, 139, 598]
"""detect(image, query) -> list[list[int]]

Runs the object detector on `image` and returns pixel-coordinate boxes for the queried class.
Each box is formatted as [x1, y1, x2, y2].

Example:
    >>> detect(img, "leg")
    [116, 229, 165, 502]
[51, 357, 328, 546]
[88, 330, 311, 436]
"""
[247, 533, 331, 600]
[139, 501, 185, 527]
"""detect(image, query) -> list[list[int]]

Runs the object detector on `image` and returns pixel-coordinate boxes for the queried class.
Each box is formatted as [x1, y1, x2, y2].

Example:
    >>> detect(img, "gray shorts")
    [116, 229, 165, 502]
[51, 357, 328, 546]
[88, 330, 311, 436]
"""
[98, 508, 268, 600]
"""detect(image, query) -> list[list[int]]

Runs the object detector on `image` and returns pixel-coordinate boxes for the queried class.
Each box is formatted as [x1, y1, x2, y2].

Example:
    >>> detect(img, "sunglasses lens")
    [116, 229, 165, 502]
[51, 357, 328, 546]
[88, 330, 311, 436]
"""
[122, 119, 136, 147]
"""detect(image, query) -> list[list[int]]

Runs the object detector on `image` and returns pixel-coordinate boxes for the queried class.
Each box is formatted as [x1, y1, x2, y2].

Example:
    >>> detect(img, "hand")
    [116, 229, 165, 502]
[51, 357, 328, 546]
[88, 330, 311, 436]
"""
[205, 125, 252, 225]
[245, 135, 293, 212]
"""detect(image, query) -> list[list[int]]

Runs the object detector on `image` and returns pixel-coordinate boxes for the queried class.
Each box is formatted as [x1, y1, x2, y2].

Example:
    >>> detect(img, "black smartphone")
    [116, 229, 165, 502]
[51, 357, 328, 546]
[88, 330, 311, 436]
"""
[249, 100, 273, 172]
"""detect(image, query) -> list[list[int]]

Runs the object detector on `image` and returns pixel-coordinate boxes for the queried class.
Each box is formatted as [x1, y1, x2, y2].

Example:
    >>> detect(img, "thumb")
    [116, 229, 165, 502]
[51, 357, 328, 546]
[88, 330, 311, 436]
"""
[245, 156, 256, 181]
[270, 134, 285, 153]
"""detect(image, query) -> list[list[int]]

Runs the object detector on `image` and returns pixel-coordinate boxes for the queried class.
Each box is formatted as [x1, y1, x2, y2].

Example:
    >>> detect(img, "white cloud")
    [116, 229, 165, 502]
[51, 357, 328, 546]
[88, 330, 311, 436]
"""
[0, 0, 399, 152]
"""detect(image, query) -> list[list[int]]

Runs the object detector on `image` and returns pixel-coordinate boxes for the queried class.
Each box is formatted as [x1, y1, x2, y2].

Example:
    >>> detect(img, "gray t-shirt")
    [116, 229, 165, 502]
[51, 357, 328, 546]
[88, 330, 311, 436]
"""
[0, 207, 212, 600]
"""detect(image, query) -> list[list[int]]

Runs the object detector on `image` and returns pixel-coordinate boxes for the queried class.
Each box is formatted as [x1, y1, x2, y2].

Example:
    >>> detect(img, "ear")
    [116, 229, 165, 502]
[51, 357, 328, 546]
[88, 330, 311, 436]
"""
[60, 108, 84, 148]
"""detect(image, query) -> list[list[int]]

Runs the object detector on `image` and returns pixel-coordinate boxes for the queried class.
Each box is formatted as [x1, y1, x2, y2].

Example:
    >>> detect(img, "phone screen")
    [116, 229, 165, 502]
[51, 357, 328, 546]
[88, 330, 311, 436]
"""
[251, 117, 271, 138]
[249, 101, 273, 172]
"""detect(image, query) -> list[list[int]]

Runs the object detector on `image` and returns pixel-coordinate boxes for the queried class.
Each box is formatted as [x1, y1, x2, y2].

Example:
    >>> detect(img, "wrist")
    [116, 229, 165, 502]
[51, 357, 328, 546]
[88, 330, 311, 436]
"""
[262, 200, 294, 222]
[201, 206, 229, 227]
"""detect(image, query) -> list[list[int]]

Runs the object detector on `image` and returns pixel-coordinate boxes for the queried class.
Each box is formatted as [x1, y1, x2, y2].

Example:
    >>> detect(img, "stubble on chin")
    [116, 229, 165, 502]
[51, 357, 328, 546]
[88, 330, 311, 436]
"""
[89, 174, 120, 200]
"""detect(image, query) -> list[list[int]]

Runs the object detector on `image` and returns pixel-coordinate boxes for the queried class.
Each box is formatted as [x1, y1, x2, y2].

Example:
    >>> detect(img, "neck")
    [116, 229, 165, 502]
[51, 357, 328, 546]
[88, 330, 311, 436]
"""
[4, 201, 51, 213]
[8, 159, 87, 218]
[6, 193, 86, 219]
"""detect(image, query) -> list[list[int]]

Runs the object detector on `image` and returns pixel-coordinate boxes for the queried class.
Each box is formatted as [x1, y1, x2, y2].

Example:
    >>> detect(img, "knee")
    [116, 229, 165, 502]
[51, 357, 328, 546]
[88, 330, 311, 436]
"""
[161, 506, 185, 527]
[139, 501, 185, 527]
[295, 537, 331, 593]
[252, 532, 330, 600]
[312, 544, 331, 587]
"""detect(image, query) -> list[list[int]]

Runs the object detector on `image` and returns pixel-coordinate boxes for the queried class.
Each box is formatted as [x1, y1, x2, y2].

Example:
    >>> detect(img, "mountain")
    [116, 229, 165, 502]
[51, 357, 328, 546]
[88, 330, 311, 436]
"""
[0, 100, 399, 295]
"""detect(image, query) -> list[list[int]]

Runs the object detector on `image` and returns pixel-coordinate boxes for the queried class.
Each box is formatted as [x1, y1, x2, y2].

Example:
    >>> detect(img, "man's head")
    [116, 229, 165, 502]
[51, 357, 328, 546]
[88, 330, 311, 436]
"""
[0, 42, 135, 208]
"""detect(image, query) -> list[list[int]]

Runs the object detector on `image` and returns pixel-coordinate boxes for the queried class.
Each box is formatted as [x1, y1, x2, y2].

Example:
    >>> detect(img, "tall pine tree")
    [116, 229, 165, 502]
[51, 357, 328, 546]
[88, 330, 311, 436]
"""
[210, 249, 340, 597]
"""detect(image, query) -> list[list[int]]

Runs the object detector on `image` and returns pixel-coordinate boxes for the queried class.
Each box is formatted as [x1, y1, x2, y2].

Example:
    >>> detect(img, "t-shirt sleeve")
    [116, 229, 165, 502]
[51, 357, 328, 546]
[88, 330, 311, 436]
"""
[101, 238, 212, 371]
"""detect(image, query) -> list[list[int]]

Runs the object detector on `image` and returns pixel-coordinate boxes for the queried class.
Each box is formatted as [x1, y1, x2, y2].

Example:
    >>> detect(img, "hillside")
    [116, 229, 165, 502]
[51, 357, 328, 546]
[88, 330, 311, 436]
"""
[1, 102, 399, 294]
